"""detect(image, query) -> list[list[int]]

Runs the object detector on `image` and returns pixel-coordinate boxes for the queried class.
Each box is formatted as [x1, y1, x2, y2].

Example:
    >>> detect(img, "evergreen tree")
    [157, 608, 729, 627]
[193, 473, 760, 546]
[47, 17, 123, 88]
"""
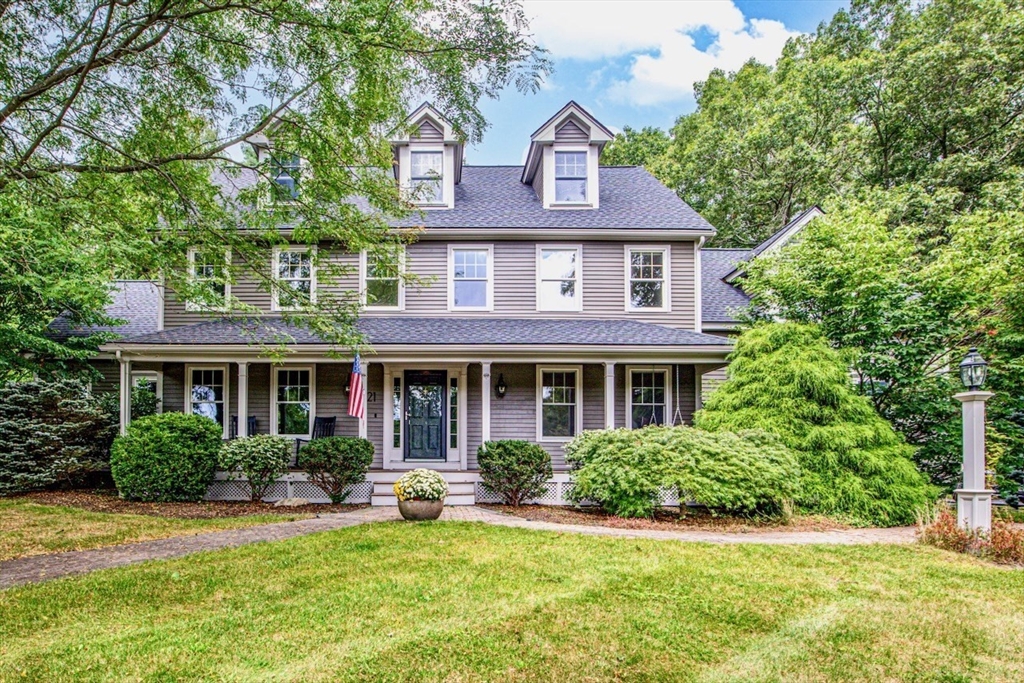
[695, 323, 937, 526]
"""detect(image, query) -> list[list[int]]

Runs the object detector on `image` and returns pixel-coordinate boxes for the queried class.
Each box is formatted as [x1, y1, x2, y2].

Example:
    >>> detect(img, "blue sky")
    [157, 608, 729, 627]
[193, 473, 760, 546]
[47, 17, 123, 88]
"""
[468, 0, 848, 165]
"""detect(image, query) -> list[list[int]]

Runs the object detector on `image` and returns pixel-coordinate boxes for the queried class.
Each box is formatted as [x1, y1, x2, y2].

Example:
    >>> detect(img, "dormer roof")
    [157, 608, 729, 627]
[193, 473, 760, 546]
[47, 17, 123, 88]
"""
[391, 102, 464, 185]
[521, 101, 615, 184]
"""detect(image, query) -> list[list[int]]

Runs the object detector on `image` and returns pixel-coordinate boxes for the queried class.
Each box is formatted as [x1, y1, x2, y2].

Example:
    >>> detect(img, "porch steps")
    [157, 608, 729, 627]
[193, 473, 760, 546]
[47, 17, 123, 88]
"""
[369, 477, 477, 507]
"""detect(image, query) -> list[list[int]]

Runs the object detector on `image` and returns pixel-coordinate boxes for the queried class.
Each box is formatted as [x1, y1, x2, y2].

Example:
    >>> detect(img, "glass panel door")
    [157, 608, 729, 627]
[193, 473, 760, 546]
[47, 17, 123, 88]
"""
[404, 370, 446, 460]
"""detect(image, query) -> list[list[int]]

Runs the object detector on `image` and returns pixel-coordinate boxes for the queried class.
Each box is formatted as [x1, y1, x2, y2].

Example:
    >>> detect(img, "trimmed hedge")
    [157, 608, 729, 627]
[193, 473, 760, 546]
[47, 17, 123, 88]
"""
[565, 426, 800, 519]
[298, 436, 373, 503]
[219, 435, 292, 501]
[477, 440, 552, 506]
[110, 413, 222, 502]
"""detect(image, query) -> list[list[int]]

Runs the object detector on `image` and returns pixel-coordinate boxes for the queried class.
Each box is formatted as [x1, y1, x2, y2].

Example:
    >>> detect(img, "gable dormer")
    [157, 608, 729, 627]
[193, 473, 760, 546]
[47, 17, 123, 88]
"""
[392, 103, 464, 210]
[521, 101, 615, 210]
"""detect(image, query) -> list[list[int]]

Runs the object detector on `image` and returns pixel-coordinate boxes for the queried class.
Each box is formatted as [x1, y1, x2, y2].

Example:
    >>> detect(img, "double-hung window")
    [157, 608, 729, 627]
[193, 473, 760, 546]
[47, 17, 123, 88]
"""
[131, 370, 163, 414]
[273, 247, 315, 311]
[537, 366, 582, 441]
[628, 368, 670, 429]
[626, 246, 670, 311]
[410, 151, 443, 204]
[271, 154, 301, 201]
[449, 246, 492, 310]
[274, 368, 312, 437]
[363, 248, 404, 310]
[187, 366, 227, 437]
[186, 248, 230, 311]
[554, 151, 588, 203]
[537, 245, 581, 311]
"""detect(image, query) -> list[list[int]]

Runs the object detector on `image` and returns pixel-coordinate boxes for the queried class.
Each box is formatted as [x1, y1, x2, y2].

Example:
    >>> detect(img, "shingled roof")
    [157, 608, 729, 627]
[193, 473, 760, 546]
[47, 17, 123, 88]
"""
[113, 317, 732, 347]
[701, 249, 752, 325]
[50, 281, 161, 340]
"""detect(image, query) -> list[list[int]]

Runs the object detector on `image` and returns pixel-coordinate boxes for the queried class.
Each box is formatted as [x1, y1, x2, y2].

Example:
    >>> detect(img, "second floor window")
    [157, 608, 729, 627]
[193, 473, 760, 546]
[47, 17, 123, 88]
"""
[274, 248, 315, 311]
[627, 247, 669, 311]
[410, 151, 443, 204]
[364, 249, 403, 309]
[554, 151, 587, 203]
[186, 248, 229, 311]
[450, 246, 492, 310]
[271, 154, 301, 201]
[537, 246, 581, 311]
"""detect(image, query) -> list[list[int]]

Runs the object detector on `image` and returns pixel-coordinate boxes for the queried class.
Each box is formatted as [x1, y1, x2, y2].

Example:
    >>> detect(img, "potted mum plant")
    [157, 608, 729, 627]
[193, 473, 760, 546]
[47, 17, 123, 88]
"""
[394, 469, 448, 520]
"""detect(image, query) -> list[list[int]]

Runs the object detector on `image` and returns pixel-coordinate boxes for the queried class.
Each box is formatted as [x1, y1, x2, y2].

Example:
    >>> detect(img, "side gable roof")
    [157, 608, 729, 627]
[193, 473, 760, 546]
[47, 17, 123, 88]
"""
[50, 281, 161, 340]
[724, 205, 824, 282]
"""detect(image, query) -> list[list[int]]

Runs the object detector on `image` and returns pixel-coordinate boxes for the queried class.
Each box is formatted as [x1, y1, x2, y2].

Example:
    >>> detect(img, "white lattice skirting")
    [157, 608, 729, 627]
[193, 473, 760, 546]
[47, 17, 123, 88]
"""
[474, 476, 680, 507]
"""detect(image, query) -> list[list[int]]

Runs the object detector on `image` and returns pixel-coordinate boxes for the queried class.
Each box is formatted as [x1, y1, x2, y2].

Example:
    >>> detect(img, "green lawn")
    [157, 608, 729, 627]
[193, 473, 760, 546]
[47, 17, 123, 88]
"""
[0, 499, 306, 561]
[1, 523, 1021, 682]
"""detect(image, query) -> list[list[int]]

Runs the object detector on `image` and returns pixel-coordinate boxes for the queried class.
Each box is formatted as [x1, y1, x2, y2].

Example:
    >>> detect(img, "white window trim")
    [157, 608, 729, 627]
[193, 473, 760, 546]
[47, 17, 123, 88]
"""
[271, 246, 317, 312]
[536, 364, 584, 443]
[270, 365, 316, 439]
[360, 248, 406, 311]
[535, 244, 583, 312]
[551, 146, 592, 206]
[408, 147, 446, 207]
[185, 247, 231, 312]
[130, 370, 163, 414]
[625, 366, 673, 430]
[624, 244, 672, 313]
[448, 244, 494, 312]
[184, 364, 229, 439]
[270, 153, 303, 204]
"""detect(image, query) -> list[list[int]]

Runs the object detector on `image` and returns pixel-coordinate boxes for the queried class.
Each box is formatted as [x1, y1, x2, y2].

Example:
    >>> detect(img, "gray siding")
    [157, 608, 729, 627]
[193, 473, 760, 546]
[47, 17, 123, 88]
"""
[367, 363, 385, 468]
[315, 364, 360, 438]
[581, 364, 605, 431]
[248, 364, 270, 433]
[465, 364, 482, 470]
[555, 120, 589, 142]
[164, 363, 184, 413]
[414, 120, 443, 141]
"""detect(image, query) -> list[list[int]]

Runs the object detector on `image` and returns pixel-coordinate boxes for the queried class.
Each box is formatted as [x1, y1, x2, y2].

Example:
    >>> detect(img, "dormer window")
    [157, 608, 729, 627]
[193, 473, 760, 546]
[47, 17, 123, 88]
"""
[554, 151, 588, 203]
[271, 154, 301, 201]
[410, 151, 443, 204]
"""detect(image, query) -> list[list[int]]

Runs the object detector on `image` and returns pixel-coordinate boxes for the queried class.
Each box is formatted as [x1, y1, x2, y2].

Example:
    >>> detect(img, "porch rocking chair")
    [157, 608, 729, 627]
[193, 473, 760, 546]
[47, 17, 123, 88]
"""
[294, 416, 336, 464]
[229, 415, 258, 440]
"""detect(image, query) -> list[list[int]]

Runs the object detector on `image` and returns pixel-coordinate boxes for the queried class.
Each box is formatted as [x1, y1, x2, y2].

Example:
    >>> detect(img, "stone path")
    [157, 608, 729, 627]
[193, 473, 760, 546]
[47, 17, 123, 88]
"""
[1, 506, 916, 590]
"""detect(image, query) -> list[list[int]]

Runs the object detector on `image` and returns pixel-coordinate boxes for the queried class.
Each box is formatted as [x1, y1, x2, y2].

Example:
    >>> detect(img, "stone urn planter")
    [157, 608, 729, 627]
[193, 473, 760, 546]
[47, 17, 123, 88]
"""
[394, 469, 449, 521]
[398, 498, 444, 521]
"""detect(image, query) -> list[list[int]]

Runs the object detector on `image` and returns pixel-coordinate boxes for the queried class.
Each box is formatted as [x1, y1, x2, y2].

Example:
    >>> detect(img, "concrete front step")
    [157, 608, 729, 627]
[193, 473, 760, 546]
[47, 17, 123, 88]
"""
[370, 493, 476, 506]
[372, 481, 474, 496]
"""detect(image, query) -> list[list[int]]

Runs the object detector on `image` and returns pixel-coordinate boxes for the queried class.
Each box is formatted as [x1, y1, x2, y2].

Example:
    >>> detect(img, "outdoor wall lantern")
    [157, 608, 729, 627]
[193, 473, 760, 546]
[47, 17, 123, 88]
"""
[959, 347, 988, 390]
[495, 374, 507, 398]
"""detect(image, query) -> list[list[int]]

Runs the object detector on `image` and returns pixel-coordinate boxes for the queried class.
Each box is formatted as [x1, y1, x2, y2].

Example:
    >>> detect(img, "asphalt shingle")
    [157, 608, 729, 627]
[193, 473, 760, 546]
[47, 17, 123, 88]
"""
[701, 249, 752, 324]
[50, 281, 161, 340]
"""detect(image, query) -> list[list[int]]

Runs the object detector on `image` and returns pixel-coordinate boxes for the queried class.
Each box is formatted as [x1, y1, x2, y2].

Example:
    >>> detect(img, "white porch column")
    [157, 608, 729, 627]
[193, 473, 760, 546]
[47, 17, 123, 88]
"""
[955, 390, 995, 532]
[118, 357, 132, 435]
[358, 362, 368, 439]
[481, 361, 491, 443]
[236, 362, 249, 437]
[603, 362, 616, 429]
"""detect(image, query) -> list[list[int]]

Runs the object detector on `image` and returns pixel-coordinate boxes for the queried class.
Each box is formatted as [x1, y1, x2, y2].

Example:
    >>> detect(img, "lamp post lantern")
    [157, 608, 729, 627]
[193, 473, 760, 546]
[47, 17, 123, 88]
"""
[954, 348, 994, 532]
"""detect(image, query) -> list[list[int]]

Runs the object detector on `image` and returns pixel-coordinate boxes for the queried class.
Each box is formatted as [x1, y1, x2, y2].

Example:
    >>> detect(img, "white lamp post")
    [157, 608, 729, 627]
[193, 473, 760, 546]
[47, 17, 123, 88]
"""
[955, 348, 994, 533]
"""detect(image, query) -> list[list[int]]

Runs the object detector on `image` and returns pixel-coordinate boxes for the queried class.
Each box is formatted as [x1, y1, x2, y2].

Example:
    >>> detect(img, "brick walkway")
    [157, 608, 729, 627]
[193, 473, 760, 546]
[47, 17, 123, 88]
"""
[1, 506, 916, 590]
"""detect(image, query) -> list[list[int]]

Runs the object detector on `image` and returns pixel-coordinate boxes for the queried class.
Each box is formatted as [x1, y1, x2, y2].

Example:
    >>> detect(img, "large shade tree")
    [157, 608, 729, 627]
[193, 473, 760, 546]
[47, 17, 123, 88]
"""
[0, 0, 547, 377]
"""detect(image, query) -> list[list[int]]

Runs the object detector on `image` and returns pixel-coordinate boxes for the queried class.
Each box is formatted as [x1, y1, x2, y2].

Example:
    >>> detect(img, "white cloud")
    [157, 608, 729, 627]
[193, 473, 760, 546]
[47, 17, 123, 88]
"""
[523, 1, 799, 105]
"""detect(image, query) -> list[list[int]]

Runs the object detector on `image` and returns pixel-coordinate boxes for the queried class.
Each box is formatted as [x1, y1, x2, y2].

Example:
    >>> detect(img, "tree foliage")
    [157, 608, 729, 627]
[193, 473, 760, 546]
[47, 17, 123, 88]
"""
[0, 0, 547, 377]
[695, 323, 937, 526]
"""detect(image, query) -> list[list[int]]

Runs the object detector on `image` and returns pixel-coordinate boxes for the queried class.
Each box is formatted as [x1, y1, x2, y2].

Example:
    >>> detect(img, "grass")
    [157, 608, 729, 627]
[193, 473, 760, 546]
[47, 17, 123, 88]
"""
[0, 499, 308, 561]
[1, 522, 1022, 682]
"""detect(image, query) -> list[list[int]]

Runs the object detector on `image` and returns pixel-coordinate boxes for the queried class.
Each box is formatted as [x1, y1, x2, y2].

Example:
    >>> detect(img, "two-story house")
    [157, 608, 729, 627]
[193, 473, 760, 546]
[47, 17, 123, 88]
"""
[79, 102, 747, 505]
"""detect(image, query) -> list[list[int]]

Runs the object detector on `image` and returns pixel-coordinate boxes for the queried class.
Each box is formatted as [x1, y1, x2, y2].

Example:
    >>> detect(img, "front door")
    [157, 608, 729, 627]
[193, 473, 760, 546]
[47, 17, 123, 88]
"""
[404, 370, 446, 460]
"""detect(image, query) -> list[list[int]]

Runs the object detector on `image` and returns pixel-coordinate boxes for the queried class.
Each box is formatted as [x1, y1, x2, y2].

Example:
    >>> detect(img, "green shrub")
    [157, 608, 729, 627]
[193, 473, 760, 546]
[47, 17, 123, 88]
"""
[477, 440, 552, 506]
[219, 435, 292, 502]
[110, 413, 222, 502]
[0, 379, 116, 494]
[564, 426, 800, 518]
[695, 322, 939, 526]
[297, 436, 373, 503]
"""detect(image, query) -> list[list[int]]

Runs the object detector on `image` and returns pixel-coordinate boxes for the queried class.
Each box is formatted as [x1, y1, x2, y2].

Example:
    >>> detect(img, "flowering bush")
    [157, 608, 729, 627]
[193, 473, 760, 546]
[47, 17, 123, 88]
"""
[393, 468, 448, 502]
[919, 506, 1024, 565]
[219, 435, 292, 502]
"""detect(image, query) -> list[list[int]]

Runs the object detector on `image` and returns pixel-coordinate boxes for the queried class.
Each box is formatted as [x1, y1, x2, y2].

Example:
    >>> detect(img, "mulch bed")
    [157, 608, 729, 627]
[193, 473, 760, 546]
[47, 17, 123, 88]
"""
[480, 504, 852, 533]
[17, 490, 367, 520]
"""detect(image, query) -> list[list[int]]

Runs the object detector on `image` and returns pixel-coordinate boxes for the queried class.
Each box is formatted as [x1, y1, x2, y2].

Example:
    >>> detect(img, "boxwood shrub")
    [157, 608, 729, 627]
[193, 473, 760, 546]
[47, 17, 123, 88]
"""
[564, 425, 800, 519]
[477, 439, 552, 506]
[110, 413, 222, 502]
[219, 435, 292, 501]
[297, 436, 373, 503]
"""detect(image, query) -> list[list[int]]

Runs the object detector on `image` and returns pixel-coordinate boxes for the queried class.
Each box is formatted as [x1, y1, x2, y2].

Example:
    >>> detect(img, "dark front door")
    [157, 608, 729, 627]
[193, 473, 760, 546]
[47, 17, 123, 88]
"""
[405, 370, 446, 460]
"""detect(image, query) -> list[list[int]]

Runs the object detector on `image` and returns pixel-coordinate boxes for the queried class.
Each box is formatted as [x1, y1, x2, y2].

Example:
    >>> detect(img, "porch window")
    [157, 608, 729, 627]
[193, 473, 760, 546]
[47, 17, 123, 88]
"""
[627, 247, 669, 311]
[537, 246, 581, 311]
[275, 368, 312, 437]
[554, 151, 587, 203]
[363, 249, 403, 309]
[629, 369, 669, 429]
[131, 370, 162, 414]
[392, 376, 402, 448]
[410, 151, 443, 204]
[538, 367, 581, 441]
[186, 248, 229, 311]
[273, 247, 315, 310]
[449, 376, 458, 449]
[188, 367, 226, 437]
[449, 246, 492, 310]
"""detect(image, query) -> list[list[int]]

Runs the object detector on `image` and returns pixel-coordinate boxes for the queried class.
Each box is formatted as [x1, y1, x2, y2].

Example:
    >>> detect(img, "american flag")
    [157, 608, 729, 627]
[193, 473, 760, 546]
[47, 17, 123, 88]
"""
[347, 353, 365, 419]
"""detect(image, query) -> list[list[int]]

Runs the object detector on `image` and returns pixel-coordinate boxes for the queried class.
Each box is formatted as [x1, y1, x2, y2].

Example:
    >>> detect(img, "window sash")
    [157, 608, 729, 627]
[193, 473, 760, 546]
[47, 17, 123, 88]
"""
[365, 251, 402, 308]
[540, 369, 578, 439]
[187, 249, 229, 310]
[275, 369, 311, 436]
[627, 248, 668, 310]
[275, 249, 313, 309]
[271, 154, 300, 200]
[630, 370, 667, 429]
[411, 151, 443, 203]
[189, 368, 225, 431]
[451, 248, 491, 309]
[538, 247, 580, 311]
[554, 152, 587, 179]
